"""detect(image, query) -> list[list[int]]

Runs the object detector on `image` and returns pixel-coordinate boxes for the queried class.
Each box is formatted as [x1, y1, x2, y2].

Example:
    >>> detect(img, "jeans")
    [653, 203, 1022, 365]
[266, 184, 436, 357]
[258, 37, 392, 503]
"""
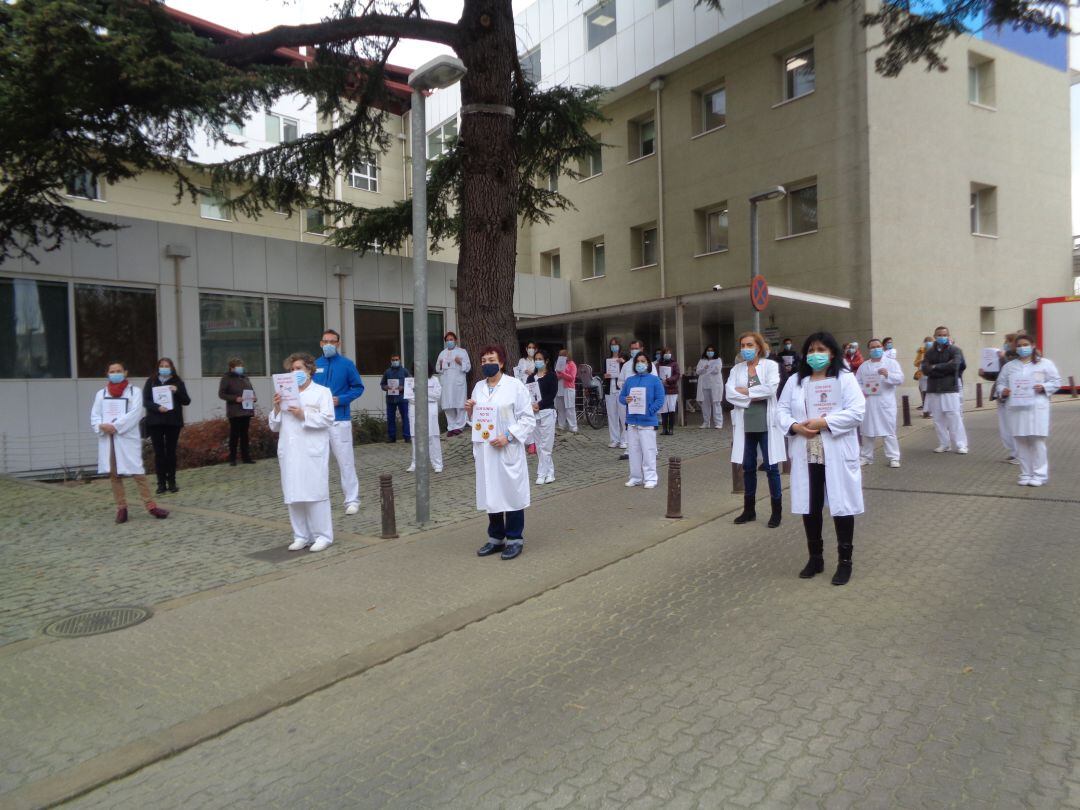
[742, 430, 781, 499]
[488, 510, 525, 543]
[387, 399, 410, 440]
[228, 416, 252, 461]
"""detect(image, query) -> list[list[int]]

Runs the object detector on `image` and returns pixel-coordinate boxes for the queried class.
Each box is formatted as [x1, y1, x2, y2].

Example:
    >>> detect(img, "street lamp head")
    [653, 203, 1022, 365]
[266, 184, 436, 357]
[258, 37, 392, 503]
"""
[408, 55, 468, 91]
[749, 186, 787, 204]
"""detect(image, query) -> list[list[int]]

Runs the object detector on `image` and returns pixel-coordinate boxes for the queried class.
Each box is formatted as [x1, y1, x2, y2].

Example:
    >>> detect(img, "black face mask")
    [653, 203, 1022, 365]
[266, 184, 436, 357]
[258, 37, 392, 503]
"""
[481, 363, 500, 378]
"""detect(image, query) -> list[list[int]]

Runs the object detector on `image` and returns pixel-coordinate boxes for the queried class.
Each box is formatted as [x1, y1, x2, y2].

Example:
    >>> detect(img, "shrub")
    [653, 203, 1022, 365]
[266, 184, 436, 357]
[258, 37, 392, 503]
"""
[352, 411, 388, 444]
[142, 411, 278, 470]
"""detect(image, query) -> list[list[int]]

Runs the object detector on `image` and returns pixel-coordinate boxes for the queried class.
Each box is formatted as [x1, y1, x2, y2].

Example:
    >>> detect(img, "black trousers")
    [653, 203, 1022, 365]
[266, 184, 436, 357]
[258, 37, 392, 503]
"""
[228, 416, 252, 461]
[148, 425, 182, 482]
[802, 462, 854, 552]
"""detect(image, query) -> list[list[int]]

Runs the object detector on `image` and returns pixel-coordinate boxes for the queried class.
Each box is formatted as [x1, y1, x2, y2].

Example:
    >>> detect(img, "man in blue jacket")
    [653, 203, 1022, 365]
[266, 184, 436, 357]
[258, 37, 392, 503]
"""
[314, 329, 365, 515]
[380, 353, 411, 443]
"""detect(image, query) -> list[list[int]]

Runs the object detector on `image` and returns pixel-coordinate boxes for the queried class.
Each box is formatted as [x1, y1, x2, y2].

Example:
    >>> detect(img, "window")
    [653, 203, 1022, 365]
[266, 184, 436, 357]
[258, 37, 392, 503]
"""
[547, 168, 559, 193]
[353, 306, 402, 375]
[783, 47, 815, 101]
[199, 188, 230, 221]
[968, 54, 995, 107]
[426, 117, 458, 159]
[268, 299, 324, 371]
[200, 293, 266, 377]
[224, 121, 244, 137]
[980, 306, 996, 334]
[970, 183, 997, 236]
[304, 208, 329, 235]
[641, 227, 658, 266]
[541, 250, 561, 278]
[696, 85, 726, 133]
[522, 48, 541, 83]
[631, 225, 658, 267]
[65, 170, 101, 201]
[402, 308, 446, 371]
[582, 239, 605, 278]
[0, 278, 71, 379]
[348, 161, 379, 192]
[586, 2, 616, 50]
[74, 284, 158, 378]
[786, 183, 818, 235]
[630, 118, 655, 160]
[265, 112, 298, 144]
[697, 205, 728, 253]
[579, 145, 603, 179]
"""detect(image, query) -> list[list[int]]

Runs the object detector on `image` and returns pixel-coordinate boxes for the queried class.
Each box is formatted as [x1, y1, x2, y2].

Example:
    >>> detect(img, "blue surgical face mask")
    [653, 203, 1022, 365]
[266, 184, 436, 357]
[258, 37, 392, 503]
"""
[534, 359, 546, 370]
[924, 342, 933, 351]
[391, 360, 400, 368]
[233, 366, 245, 375]
[806, 353, 830, 370]
[935, 336, 949, 346]
[783, 343, 792, 351]
[482, 362, 500, 378]
[653, 352, 661, 361]
[869, 348, 884, 360]
[107, 372, 125, 384]
[706, 351, 715, 359]
[158, 367, 172, 378]
[610, 344, 620, 353]
[322, 344, 337, 358]
[630, 348, 640, 358]
[663, 353, 672, 361]
[740, 348, 757, 362]
[635, 363, 647, 373]
[526, 347, 536, 357]
[1017, 345, 1033, 358]
[884, 342, 893, 350]
[445, 340, 455, 350]
[294, 371, 309, 387]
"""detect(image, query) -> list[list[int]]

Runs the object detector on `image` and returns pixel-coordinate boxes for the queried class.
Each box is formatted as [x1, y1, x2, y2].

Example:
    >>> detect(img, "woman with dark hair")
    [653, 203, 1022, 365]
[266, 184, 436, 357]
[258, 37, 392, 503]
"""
[143, 357, 192, 493]
[695, 345, 724, 429]
[527, 349, 560, 484]
[465, 345, 536, 560]
[219, 357, 256, 465]
[656, 347, 681, 435]
[996, 335, 1061, 486]
[437, 330, 471, 436]
[777, 331, 866, 585]
[618, 352, 666, 487]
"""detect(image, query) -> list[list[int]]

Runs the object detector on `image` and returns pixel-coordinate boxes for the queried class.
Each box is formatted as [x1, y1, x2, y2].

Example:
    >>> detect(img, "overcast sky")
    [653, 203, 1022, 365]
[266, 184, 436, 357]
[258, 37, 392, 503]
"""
[167, 0, 1080, 236]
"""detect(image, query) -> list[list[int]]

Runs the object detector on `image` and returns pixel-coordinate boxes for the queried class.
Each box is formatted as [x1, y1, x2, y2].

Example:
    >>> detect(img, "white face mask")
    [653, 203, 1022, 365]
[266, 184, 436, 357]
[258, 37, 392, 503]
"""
[526, 348, 535, 358]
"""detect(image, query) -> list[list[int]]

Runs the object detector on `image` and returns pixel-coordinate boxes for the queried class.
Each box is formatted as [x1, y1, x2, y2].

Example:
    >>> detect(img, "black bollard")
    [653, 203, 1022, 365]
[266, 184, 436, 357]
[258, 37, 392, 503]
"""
[1071, 377, 1078, 398]
[379, 474, 398, 539]
[901, 395, 912, 427]
[976, 383, 983, 408]
[666, 457, 682, 519]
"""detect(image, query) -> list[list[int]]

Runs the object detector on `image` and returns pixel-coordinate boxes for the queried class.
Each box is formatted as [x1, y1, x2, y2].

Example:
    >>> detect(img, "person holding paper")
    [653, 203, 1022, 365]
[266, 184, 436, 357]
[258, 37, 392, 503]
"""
[514, 341, 537, 383]
[271, 352, 336, 552]
[91, 361, 169, 524]
[777, 338, 801, 387]
[777, 332, 866, 586]
[604, 338, 626, 448]
[616, 340, 653, 457]
[314, 329, 365, 516]
[465, 346, 536, 561]
[554, 348, 578, 433]
[726, 332, 787, 528]
[380, 353, 411, 444]
[980, 332, 1021, 463]
[921, 326, 969, 454]
[219, 358, 257, 466]
[656, 348, 681, 436]
[527, 350, 560, 485]
[142, 357, 191, 494]
[695, 346, 725, 429]
[408, 364, 443, 474]
[618, 354, 665, 487]
[996, 336, 1061, 486]
[437, 331, 471, 436]
[855, 339, 905, 467]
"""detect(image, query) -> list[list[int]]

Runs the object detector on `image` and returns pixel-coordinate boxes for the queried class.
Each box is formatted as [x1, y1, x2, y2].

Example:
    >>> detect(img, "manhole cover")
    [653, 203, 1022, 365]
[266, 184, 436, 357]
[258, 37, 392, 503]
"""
[43, 606, 152, 638]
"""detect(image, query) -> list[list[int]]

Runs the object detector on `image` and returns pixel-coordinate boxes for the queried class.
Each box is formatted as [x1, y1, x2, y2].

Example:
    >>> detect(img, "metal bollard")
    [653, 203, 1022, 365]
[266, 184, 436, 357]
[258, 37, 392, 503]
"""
[901, 395, 911, 427]
[781, 460, 791, 475]
[731, 461, 744, 494]
[1071, 376, 1078, 398]
[666, 457, 682, 519]
[976, 382, 983, 408]
[379, 474, 398, 539]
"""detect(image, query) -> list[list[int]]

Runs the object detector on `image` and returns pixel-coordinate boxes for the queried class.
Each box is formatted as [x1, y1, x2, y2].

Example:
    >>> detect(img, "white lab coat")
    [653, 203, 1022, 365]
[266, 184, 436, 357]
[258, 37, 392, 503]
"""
[725, 359, 788, 465]
[269, 382, 335, 504]
[91, 385, 145, 475]
[996, 358, 1061, 437]
[436, 347, 471, 409]
[514, 357, 536, 382]
[471, 375, 536, 513]
[409, 377, 443, 436]
[855, 358, 905, 437]
[777, 371, 866, 516]
[694, 358, 725, 394]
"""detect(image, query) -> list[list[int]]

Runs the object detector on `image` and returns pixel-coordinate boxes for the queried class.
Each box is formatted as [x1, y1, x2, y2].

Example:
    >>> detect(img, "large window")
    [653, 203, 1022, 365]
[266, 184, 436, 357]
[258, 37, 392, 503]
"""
[74, 284, 158, 378]
[200, 188, 230, 221]
[522, 48, 541, 83]
[354, 306, 404, 375]
[427, 117, 458, 159]
[268, 300, 324, 372]
[65, 170, 101, 201]
[786, 183, 818, 236]
[348, 161, 379, 192]
[0, 278, 71, 378]
[265, 112, 298, 144]
[403, 308, 446, 373]
[586, 2, 616, 50]
[200, 293, 266, 377]
[783, 47, 815, 101]
[304, 208, 329, 235]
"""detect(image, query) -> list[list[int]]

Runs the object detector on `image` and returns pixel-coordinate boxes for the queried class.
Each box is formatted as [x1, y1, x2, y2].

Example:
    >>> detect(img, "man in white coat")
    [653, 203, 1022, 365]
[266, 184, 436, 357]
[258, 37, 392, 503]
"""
[270, 353, 337, 552]
[437, 331, 471, 436]
[855, 338, 905, 467]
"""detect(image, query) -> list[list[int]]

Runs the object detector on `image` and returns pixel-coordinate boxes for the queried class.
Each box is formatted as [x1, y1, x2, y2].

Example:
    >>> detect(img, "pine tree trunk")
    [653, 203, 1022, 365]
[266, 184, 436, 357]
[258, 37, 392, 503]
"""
[455, 0, 520, 378]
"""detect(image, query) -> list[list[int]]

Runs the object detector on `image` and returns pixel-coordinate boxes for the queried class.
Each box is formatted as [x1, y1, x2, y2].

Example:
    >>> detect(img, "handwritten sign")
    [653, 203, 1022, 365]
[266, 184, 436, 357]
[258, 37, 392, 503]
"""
[241, 389, 255, 410]
[272, 373, 300, 409]
[404, 378, 416, 401]
[807, 379, 840, 418]
[526, 381, 541, 403]
[606, 359, 621, 377]
[101, 397, 128, 424]
[472, 403, 498, 442]
[980, 348, 1001, 374]
[627, 386, 647, 415]
[152, 386, 174, 410]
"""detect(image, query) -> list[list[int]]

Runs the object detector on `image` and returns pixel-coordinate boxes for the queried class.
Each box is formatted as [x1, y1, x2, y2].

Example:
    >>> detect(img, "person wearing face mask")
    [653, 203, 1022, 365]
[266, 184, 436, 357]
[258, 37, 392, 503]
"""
[617, 340, 654, 455]
[695, 346, 724, 429]
[882, 337, 897, 362]
[603, 337, 626, 448]
[981, 332, 1022, 463]
[271, 353, 336, 552]
[855, 339, 905, 467]
[408, 364, 444, 474]
[143, 357, 192, 494]
[913, 337, 932, 417]
[843, 341, 864, 373]
[314, 329, 365, 516]
[996, 336, 1061, 486]
[726, 331, 787, 527]
[656, 347, 681, 435]
[777, 338, 801, 386]
[554, 348, 579, 433]
[380, 353, 411, 444]
[92, 361, 169, 524]
[618, 354, 666, 487]
[514, 342, 538, 383]
[437, 331, 472, 436]
[219, 357, 257, 465]
[465, 345, 536, 561]
[777, 332, 866, 586]
[921, 326, 968, 454]
[527, 350, 560, 484]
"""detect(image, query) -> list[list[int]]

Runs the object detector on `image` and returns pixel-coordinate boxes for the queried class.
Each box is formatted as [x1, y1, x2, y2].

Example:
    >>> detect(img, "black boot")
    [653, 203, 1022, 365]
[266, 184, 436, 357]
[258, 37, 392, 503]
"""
[155, 477, 167, 495]
[767, 497, 782, 528]
[733, 495, 756, 524]
[799, 537, 824, 578]
[832, 544, 853, 586]
[167, 473, 179, 494]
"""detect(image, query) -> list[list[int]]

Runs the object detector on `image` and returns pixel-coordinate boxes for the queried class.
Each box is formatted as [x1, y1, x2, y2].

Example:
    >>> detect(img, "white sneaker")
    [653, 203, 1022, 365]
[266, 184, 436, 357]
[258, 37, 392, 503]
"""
[860, 458, 871, 466]
[715, 425, 724, 430]
[625, 480, 641, 487]
[643, 482, 657, 489]
[1007, 457, 1021, 465]
[700, 424, 710, 429]
[619, 442, 628, 450]
[570, 429, 578, 434]
[345, 503, 360, 515]
[888, 459, 901, 468]
[933, 446, 949, 453]
[406, 465, 416, 472]
[309, 537, 332, 552]
[544, 475, 555, 484]
[608, 441, 619, 448]
[433, 467, 443, 473]
[1028, 479, 1044, 487]
[1018, 477, 1032, 486]
[287, 538, 309, 551]
[536, 477, 545, 486]
[956, 447, 969, 455]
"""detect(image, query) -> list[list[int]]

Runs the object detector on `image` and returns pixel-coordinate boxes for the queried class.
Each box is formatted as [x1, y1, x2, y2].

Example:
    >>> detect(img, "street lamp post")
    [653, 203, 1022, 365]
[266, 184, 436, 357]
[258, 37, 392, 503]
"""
[408, 55, 467, 525]
[748, 186, 786, 334]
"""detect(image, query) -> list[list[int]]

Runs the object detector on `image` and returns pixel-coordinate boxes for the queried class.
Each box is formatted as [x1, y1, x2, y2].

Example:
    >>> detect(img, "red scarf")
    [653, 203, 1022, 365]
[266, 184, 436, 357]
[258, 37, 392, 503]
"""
[106, 379, 129, 398]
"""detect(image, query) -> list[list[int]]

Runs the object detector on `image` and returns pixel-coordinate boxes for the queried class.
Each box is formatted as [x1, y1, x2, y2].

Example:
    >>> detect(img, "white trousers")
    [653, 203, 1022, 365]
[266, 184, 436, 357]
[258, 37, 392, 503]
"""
[997, 401, 1015, 455]
[1014, 435, 1048, 483]
[555, 388, 578, 431]
[410, 435, 444, 472]
[627, 425, 658, 485]
[288, 499, 333, 544]
[444, 408, 468, 432]
[329, 420, 360, 506]
[861, 433, 900, 463]
[606, 393, 624, 445]
[927, 395, 968, 450]
[535, 409, 556, 480]
[699, 388, 724, 428]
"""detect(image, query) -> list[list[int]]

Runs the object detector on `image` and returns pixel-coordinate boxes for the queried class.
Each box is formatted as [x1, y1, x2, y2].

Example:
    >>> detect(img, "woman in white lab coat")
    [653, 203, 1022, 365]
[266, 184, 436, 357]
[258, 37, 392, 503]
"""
[91, 361, 169, 524]
[436, 331, 471, 436]
[466, 345, 536, 561]
[855, 338, 905, 467]
[408, 364, 444, 474]
[726, 331, 787, 528]
[514, 341, 537, 382]
[995, 336, 1062, 487]
[270, 352, 336, 552]
[777, 332, 866, 586]
[695, 345, 724, 429]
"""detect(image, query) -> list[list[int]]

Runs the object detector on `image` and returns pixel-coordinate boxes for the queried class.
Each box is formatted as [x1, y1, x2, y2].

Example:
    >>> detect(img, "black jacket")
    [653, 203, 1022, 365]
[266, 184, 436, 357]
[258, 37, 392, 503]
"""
[920, 344, 964, 394]
[142, 375, 192, 427]
[219, 372, 255, 418]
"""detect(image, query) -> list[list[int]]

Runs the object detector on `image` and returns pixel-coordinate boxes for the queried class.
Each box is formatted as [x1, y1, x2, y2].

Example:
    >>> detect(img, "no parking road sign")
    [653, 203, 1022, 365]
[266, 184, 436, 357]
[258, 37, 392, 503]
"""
[751, 274, 769, 312]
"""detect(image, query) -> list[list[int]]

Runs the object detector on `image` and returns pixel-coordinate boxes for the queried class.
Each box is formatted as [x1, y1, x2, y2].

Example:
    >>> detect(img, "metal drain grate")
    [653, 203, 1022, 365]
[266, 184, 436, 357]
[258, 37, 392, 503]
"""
[43, 606, 152, 638]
